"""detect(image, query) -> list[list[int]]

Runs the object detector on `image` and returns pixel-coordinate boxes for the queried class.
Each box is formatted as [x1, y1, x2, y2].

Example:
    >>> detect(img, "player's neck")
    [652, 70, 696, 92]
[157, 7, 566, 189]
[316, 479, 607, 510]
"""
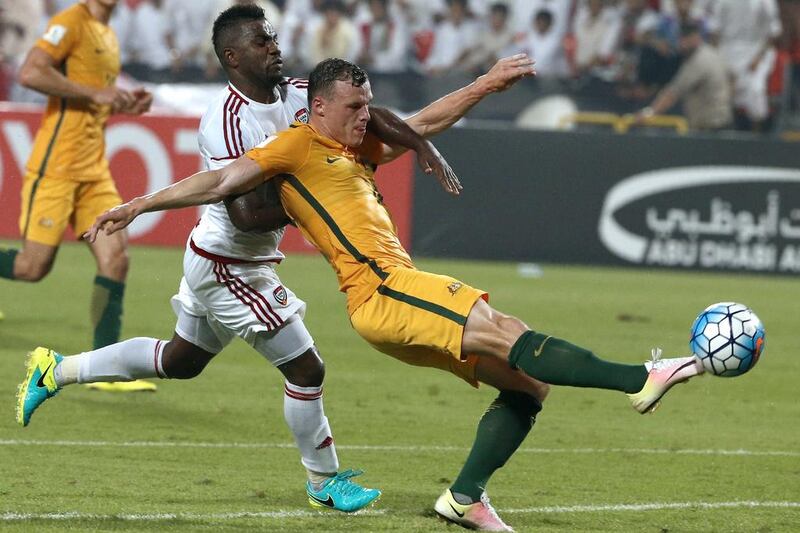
[230, 77, 278, 105]
[84, 0, 114, 24]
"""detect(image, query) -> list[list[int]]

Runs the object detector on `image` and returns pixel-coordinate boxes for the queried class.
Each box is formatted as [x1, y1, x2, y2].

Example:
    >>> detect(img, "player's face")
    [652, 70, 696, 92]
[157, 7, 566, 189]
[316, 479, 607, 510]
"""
[317, 80, 372, 147]
[236, 20, 283, 87]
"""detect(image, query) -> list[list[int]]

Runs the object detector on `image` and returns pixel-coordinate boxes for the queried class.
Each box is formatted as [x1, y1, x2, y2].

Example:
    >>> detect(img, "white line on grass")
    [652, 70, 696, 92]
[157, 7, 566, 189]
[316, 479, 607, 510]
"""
[0, 509, 385, 521]
[504, 501, 800, 514]
[0, 439, 798, 457]
[2, 502, 797, 522]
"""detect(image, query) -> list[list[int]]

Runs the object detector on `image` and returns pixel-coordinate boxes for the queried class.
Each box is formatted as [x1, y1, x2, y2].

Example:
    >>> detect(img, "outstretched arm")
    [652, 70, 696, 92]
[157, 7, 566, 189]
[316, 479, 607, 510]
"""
[406, 53, 535, 137]
[85, 155, 265, 241]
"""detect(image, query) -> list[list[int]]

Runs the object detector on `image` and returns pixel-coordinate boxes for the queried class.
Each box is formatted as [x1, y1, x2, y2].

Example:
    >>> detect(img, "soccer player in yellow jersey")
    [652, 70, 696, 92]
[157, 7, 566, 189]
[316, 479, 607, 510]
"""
[0, 0, 154, 391]
[87, 58, 705, 530]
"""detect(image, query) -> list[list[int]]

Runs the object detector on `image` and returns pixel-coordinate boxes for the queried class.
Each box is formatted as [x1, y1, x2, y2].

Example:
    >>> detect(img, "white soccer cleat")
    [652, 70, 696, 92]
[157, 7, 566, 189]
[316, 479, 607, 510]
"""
[628, 348, 704, 414]
[434, 489, 513, 531]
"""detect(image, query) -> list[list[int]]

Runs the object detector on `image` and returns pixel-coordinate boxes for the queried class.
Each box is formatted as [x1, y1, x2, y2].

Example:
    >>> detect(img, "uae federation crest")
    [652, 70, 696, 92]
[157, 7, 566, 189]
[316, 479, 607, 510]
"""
[273, 285, 288, 306]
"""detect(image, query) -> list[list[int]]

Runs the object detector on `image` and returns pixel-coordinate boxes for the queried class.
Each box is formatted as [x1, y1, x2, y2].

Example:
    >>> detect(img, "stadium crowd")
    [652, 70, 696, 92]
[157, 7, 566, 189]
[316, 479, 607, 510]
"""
[1, 0, 799, 133]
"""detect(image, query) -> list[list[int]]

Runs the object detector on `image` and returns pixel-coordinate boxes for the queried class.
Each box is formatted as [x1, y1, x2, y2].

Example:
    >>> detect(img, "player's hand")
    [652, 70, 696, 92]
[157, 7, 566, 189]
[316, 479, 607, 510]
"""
[123, 88, 153, 115]
[416, 140, 462, 196]
[92, 86, 134, 110]
[476, 53, 536, 94]
[83, 202, 138, 242]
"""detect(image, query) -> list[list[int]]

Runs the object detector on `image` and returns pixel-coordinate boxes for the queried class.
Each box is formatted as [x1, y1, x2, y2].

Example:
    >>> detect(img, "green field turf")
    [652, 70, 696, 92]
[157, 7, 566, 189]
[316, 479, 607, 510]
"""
[1, 241, 798, 532]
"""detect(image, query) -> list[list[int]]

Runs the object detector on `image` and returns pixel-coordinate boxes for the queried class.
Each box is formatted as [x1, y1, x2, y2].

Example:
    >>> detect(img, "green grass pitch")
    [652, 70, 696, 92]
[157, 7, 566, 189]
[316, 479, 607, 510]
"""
[1, 241, 798, 532]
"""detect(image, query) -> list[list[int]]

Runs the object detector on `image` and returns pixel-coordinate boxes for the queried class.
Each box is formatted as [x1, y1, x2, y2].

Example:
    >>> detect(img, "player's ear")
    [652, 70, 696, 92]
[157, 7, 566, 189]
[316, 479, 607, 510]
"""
[311, 95, 325, 117]
[223, 47, 238, 68]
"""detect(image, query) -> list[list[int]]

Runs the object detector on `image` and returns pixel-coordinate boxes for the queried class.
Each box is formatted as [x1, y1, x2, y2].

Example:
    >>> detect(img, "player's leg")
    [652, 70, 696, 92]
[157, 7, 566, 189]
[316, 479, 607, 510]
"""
[439, 357, 547, 530]
[2, 172, 74, 282]
[463, 298, 703, 413]
[86, 229, 129, 348]
[253, 318, 381, 512]
[190, 257, 379, 512]
[16, 308, 228, 426]
[349, 269, 539, 530]
[78, 179, 130, 350]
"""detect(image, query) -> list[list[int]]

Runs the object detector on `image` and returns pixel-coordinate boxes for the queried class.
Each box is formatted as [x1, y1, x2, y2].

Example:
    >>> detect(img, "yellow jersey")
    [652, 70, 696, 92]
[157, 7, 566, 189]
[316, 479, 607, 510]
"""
[246, 123, 416, 315]
[26, 3, 121, 181]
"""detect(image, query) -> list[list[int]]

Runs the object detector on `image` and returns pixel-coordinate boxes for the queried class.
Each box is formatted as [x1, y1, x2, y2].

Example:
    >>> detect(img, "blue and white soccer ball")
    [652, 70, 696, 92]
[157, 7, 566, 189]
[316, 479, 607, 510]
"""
[689, 302, 765, 377]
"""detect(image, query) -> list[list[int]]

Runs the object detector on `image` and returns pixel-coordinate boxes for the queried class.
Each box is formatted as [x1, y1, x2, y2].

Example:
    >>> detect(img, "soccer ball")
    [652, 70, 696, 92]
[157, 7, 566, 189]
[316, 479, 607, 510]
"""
[689, 302, 765, 377]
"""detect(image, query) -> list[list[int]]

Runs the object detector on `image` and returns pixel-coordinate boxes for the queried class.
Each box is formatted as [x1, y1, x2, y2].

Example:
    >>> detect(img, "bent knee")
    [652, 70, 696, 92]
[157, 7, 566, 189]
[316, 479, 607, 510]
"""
[96, 251, 129, 280]
[14, 257, 53, 281]
[161, 345, 213, 379]
[280, 347, 325, 387]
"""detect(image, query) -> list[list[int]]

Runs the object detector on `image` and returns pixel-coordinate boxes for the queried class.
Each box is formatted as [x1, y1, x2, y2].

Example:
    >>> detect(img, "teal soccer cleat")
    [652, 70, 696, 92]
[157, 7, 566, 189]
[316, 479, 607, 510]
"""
[306, 469, 381, 512]
[16, 347, 63, 427]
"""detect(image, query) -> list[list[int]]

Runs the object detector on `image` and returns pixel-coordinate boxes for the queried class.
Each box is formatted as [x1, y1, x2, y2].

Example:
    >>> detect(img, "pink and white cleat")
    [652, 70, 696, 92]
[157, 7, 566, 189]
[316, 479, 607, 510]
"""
[434, 489, 513, 531]
[628, 348, 704, 414]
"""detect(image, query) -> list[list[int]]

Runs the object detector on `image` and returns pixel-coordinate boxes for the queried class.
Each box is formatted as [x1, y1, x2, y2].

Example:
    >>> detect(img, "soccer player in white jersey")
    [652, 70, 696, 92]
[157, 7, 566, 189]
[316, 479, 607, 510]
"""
[17, 3, 542, 523]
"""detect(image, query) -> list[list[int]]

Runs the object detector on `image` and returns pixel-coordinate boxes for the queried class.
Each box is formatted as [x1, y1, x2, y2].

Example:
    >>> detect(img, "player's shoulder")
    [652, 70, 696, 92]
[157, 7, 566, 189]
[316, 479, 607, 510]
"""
[39, 3, 88, 46]
[199, 85, 257, 158]
[200, 85, 252, 129]
[49, 3, 91, 27]
[280, 77, 309, 91]
[279, 77, 309, 102]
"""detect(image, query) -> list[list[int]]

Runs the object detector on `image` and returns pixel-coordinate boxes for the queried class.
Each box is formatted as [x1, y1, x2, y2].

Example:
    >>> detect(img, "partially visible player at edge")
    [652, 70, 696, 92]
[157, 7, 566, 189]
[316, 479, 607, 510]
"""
[0, 0, 154, 392]
[14, 5, 549, 516]
[79, 58, 705, 531]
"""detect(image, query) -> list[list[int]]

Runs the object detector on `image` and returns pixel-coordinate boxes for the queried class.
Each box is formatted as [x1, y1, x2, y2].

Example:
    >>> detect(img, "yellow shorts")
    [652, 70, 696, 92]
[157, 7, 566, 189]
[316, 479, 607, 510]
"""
[19, 171, 122, 246]
[350, 267, 488, 387]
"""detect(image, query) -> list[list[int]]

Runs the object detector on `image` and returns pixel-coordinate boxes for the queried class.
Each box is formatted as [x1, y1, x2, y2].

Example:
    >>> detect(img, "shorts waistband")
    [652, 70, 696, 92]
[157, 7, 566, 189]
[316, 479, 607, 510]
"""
[189, 238, 282, 265]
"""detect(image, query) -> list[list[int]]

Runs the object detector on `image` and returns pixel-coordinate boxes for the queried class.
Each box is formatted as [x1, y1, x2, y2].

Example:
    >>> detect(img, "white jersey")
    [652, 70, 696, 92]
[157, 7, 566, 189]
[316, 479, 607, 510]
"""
[191, 78, 310, 262]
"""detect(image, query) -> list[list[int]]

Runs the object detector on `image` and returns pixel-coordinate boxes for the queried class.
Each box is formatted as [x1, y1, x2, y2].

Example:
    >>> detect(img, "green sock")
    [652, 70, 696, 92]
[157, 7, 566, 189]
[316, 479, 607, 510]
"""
[0, 248, 18, 279]
[91, 275, 125, 349]
[450, 390, 541, 502]
[508, 331, 647, 393]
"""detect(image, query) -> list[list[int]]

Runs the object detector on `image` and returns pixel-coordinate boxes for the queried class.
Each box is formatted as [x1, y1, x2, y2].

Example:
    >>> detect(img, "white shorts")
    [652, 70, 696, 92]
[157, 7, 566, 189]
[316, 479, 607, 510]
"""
[170, 247, 313, 367]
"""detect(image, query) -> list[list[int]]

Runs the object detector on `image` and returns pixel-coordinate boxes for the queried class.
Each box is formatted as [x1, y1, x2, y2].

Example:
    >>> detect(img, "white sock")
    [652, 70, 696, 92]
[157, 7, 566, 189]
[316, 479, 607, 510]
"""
[54, 337, 167, 387]
[283, 381, 339, 478]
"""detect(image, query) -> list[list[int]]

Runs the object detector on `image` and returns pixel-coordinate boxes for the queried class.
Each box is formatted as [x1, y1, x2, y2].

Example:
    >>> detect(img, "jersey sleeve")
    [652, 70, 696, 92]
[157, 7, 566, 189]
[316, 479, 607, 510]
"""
[245, 126, 311, 178]
[357, 132, 386, 166]
[36, 9, 82, 62]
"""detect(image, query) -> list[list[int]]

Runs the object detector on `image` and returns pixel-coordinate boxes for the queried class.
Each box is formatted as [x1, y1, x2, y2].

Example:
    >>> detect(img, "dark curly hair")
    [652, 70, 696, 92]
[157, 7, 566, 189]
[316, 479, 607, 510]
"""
[211, 4, 265, 62]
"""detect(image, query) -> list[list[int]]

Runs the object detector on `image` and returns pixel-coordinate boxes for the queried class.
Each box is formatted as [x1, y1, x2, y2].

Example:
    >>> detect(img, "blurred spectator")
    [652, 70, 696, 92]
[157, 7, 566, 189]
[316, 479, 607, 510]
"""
[424, 0, 481, 75]
[615, 0, 661, 91]
[356, 0, 409, 73]
[573, 0, 621, 79]
[1, 0, 45, 102]
[638, 0, 705, 90]
[708, 0, 782, 130]
[109, 1, 134, 66]
[164, 0, 217, 79]
[303, 0, 361, 69]
[460, 2, 522, 73]
[281, 0, 323, 69]
[124, 0, 173, 81]
[505, 0, 575, 37]
[659, 0, 715, 18]
[521, 9, 570, 78]
[394, 0, 446, 65]
[509, 0, 574, 35]
[635, 21, 732, 130]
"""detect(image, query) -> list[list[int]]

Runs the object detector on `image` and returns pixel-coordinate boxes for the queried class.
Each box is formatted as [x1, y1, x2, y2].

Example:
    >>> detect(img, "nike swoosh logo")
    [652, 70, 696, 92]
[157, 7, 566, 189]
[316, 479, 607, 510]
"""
[667, 360, 697, 381]
[308, 492, 335, 507]
[326, 156, 341, 164]
[533, 336, 552, 357]
[36, 361, 54, 388]
[448, 502, 465, 518]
